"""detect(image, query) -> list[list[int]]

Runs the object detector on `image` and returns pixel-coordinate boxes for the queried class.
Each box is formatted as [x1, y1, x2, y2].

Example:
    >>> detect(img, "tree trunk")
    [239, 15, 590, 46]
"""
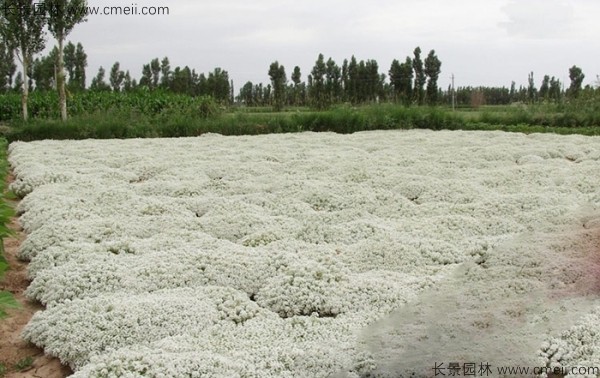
[57, 34, 67, 121]
[22, 57, 29, 122]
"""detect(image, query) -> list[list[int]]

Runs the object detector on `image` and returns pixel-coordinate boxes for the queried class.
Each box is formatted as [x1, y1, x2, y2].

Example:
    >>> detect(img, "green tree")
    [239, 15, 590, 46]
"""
[424, 49, 442, 104]
[109, 61, 124, 92]
[196, 73, 207, 96]
[341, 59, 349, 102]
[0, 0, 47, 120]
[291, 65, 304, 106]
[56, 40, 85, 91]
[364, 59, 382, 102]
[0, 37, 17, 92]
[31, 47, 58, 91]
[325, 57, 342, 104]
[356, 60, 367, 102]
[13, 71, 23, 93]
[160, 56, 170, 88]
[394, 57, 414, 106]
[412, 47, 426, 105]
[122, 70, 133, 92]
[549, 77, 561, 102]
[171, 66, 193, 94]
[263, 84, 271, 105]
[309, 53, 327, 109]
[139, 63, 152, 88]
[346, 56, 358, 104]
[46, 0, 86, 120]
[389, 59, 402, 102]
[190, 69, 201, 96]
[63, 41, 75, 82]
[206, 67, 230, 104]
[253, 83, 263, 105]
[567, 65, 584, 99]
[89, 66, 110, 91]
[539, 75, 550, 101]
[268, 61, 286, 110]
[527, 71, 536, 103]
[72, 42, 86, 90]
[239, 81, 254, 106]
[150, 58, 160, 88]
[509, 81, 516, 102]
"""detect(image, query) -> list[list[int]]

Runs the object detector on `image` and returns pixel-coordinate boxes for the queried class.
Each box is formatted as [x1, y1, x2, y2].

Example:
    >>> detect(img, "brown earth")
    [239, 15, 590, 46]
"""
[0, 175, 71, 378]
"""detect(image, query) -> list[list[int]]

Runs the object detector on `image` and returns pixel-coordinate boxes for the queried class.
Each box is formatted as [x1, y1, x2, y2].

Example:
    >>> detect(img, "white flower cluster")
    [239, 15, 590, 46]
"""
[9, 130, 600, 376]
[24, 287, 269, 368]
[538, 307, 600, 377]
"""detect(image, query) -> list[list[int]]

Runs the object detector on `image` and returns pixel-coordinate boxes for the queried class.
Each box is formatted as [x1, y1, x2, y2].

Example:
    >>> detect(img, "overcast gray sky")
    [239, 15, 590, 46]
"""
[62, 0, 600, 91]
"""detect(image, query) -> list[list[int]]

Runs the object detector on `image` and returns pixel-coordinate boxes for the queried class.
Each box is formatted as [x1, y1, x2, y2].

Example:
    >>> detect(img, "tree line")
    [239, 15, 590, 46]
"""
[1, 0, 596, 122]
[450, 67, 590, 108]
[248, 47, 442, 110]
[1, 0, 87, 120]
[88, 57, 232, 104]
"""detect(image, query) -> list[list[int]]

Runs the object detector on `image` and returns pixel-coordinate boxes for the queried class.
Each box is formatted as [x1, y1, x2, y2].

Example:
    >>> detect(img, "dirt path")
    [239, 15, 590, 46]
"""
[0, 176, 71, 378]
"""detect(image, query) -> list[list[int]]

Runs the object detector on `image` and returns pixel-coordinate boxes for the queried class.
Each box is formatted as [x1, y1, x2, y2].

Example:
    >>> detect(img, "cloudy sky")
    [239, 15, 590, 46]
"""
[62, 0, 599, 91]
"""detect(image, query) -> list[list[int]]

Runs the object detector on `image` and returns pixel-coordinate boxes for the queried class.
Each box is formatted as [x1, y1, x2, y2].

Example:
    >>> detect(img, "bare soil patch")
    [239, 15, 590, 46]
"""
[1, 175, 71, 378]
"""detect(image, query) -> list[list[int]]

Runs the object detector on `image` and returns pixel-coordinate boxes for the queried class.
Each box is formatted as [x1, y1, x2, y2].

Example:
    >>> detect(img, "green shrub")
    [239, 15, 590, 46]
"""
[197, 95, 221, 119]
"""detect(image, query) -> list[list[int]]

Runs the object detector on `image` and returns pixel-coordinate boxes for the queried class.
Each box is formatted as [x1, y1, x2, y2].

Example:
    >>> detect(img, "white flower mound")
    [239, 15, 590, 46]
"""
[8, 130, 600, 377]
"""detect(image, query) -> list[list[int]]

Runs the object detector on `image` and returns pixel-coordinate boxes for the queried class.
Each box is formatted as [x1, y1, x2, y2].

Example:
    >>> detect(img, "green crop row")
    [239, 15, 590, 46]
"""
[0, 90, 206, 121]
[3, 104, 600, 142]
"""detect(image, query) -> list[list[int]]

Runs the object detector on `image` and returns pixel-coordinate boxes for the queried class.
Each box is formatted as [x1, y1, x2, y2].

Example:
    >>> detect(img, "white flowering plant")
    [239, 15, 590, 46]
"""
[8, 130, 600, 377]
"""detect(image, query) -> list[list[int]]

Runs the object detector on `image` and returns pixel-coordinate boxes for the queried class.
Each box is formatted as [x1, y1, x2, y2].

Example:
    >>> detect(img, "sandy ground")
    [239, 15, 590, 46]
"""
[0, 175, 71, 378]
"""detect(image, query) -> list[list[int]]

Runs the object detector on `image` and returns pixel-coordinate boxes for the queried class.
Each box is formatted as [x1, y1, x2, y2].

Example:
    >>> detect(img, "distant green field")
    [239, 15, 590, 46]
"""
[1, 91, 599, 141]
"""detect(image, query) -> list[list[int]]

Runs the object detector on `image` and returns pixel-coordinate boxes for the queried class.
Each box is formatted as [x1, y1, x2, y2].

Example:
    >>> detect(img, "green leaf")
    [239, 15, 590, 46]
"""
[0, 257, 8, 278]
[0, 291, 20, 319]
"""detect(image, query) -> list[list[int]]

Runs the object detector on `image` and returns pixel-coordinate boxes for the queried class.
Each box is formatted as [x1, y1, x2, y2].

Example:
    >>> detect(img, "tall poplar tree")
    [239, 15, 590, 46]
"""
[46, 0, 87, 120]
[309, 54, 327, 109]
[72, 42, 86, 90]
[0, 37, 16, 92]
[424, 49, 442, 104]
[412, 47, 426, 105]
[268, 61, 286, 111]
[0, 0, 47, 120]
[567, 65, 584, 99]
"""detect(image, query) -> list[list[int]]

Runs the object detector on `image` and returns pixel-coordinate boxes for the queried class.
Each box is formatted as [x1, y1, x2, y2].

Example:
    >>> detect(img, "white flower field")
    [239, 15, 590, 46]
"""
[8, 130, 600, 377]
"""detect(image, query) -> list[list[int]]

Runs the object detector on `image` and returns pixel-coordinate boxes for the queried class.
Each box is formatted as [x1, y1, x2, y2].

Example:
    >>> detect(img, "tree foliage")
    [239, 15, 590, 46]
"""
[72, 42, 86, 90]
[160, 57, 170, 89]
[412, 47, 426, 105]
[0, 0, 47, 120]
[309, 53, 327, 109]
[0, 37, 16, 92]
[32, 47, 57, 91]
[325, 58, 342, 105]
[90, 66, 110, 92]
[424, 49, 441, 104]
[268, 61, 286, 111]
[109, 62, 125, 92]
[539, 75, 550, 101]
[45, 0, 87, 120]
[389, 57, 413, 106]
[527, 72, 536, 104]
[568, 65, 584, 99]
